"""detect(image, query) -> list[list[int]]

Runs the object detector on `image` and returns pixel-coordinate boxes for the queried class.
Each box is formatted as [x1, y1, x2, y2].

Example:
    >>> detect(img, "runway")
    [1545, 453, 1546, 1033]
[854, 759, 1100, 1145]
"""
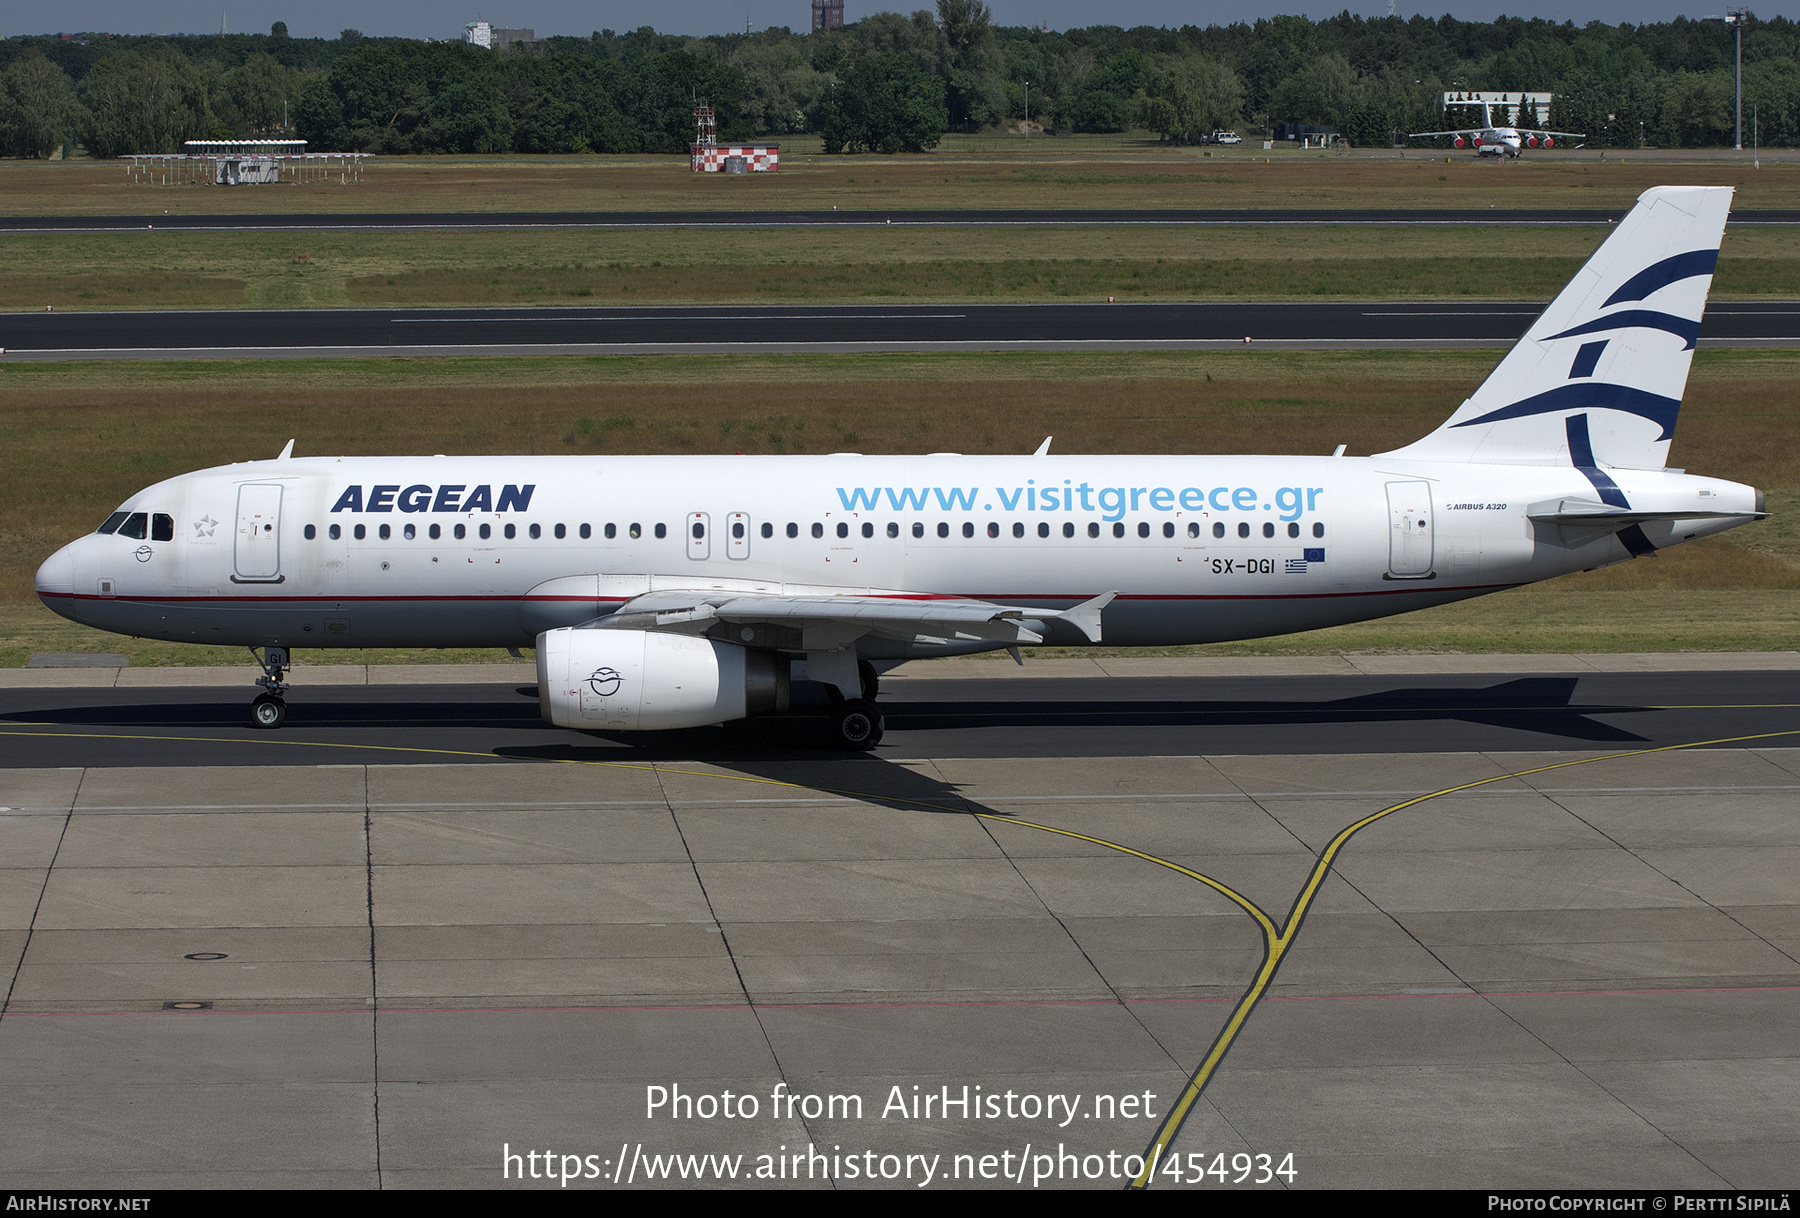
[7, 300, 1800, 360]
[5, 207, 1800, 233]
[1, 664, 1795, 1188]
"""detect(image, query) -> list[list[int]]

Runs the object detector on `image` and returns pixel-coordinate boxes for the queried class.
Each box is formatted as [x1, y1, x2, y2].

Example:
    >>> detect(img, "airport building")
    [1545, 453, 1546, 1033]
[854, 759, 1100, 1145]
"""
[812, 0, 845, 31]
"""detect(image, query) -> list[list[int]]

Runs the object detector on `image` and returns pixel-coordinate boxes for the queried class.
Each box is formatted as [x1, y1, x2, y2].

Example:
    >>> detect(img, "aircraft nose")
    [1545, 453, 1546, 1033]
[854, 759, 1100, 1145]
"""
[35, 541, 80, 620]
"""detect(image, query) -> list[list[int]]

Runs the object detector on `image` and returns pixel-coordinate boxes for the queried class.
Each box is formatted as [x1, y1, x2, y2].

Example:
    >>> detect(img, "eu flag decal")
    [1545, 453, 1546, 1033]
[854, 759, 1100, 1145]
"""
[1303, 548, 1325, 563]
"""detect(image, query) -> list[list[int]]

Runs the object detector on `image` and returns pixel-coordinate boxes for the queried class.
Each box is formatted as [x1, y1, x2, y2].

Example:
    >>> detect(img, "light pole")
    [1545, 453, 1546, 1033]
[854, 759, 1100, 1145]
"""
[1726, 9, 1747, 151]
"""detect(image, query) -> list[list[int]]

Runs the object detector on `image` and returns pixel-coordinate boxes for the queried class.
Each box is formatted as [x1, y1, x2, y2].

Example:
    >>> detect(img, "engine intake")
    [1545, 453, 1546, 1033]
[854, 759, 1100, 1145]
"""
[536, 628, 789, 731]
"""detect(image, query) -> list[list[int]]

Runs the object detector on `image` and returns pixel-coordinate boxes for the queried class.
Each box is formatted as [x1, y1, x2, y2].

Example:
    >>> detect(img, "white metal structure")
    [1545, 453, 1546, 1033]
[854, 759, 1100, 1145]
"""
[1410, 101, 1583, 157]
[36, 188, 1763, 747]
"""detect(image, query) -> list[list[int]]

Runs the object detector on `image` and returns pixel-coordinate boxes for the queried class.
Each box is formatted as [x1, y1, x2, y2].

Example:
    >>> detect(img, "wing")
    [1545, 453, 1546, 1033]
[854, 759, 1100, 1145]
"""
[1519, 129, 1586, 139]
[595, 588, 1117, 646]
[1407, 128, 1483, 138]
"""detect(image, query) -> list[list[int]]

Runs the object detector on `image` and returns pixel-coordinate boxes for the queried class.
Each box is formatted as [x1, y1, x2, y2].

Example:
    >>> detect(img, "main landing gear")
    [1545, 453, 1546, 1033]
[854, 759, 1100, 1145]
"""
[250, 646, 289, 729]
[824, 659, 885, 751]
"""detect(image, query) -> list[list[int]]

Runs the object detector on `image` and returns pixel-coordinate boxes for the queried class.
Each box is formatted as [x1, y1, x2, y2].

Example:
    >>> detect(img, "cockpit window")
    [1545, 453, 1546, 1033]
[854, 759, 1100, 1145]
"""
[97, 512, 129, 535]
[116, 513, 149, 539]
[151, 514, 174, 542]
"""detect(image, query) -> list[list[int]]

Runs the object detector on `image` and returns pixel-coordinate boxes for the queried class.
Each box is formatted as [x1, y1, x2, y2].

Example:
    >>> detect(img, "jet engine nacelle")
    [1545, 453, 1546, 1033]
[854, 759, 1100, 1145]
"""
[1453, 136, 1465, 148]
[536, 628, 789, 730]
[1527, 135, 1539, 147]
[1543, 137, 1554, 148]
[1472, 135, 1482, 146]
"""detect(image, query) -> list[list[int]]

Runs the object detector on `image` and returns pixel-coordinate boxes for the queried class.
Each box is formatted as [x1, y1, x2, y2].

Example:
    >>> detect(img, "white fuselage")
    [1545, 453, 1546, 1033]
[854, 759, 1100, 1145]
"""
[35, 453, 1759, 657]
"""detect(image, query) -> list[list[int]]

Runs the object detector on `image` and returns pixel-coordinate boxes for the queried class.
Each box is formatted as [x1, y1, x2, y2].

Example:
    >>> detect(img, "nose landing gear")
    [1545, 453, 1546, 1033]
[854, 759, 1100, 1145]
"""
[250, 646, 290, 729]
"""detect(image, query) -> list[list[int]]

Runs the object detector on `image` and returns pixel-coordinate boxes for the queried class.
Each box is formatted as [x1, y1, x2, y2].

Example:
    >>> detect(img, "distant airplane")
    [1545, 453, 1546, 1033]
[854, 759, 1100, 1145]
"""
[37, 187, 1759, 749]
[1410, 101, 1584, 157]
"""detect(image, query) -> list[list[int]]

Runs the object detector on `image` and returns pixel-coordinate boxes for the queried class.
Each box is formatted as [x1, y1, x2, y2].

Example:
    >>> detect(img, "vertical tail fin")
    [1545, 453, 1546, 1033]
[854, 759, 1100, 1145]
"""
[1379, 185, 1733, 469]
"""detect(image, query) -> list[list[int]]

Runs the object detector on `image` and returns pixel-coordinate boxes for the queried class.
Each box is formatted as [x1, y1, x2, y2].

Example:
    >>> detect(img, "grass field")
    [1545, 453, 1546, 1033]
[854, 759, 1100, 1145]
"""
[2, 348, 1793, 665]
[4, 148, 1797, 218]
[3, 223, 1796, 311]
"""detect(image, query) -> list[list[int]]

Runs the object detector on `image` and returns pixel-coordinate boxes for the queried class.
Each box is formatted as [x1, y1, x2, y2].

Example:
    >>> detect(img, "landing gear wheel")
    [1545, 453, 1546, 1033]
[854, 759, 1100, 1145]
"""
[828, 698, 883, 751]
[251, 693, 287, 730]
[858, 658, 880, 701]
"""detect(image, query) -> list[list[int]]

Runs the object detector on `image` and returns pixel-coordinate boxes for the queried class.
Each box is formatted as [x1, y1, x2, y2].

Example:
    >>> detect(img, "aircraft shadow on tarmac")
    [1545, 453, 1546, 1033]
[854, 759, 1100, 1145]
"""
[1, 676, 1655, 758]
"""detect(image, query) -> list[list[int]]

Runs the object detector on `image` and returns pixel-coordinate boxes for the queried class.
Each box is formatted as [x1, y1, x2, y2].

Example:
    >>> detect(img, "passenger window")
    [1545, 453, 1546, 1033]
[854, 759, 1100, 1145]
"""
[1038, 523, 1049, 538]
[837, 523, 848, 539]
[1313, 522, 1325, 538]
[355, 524, 367, 540]
[1188, 522, 1199, 538]
[579, 523, 591, 539]
[787, 523, 798, 538]
[911, 522, 922, 538]
[1237, 523, 1249, 538]
[97, 511, 129, 535]
[429, 524, 441, 540]
[504, 523, 516, 540]
[604, 523, 616, 539]
[732, 521, 745, 539]
[379, 524, 391, 540]
[330, 524, 342, 540]
[1062, 522, 1074, 538]
[629, 523, 641, 539]
[480, 523, 492, 540]
[1138, 523, 1150, 538]
[812, 522, 823, 539]
[554, 523, 566, 539]
[304, 524, 317, 540]
[1113, 523, 1125, 538]
[152, 514, 174, 541]
[760, 522, 772, 539]
[1013, 522, 1024, 538]
[1287, 523, 1300, 538]
[1263, 523, 1275, 539]
[454, 524, 466, 540]
[692, 522, 705, 539]
[118, 513, 148, 539]
[986, 522, 998, 538]
[1163, 522, 1174, 539]
[1214, 522, 1225, 539]
[1087, 523, 1099, 538]
[403, 523, 415, 540]
[861, 522, 873, 539]
[654, 523, 667, 539]
[937, 522, 949, 538]
[887, 522, 898, 538]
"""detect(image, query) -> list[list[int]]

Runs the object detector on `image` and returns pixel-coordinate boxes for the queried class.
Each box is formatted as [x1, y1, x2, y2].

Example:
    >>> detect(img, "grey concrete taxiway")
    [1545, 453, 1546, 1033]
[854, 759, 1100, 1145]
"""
[2, 660, 1796, 1189]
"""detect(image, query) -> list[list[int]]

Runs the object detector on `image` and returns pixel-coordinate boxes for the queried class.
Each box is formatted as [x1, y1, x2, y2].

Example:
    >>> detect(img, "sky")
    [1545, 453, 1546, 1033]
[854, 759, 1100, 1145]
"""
[8, 0, 1791, 41]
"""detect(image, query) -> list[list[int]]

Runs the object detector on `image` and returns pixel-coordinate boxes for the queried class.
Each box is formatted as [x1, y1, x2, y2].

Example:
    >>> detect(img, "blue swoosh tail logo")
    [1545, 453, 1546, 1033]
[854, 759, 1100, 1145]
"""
[1545, 309, 1701, 350]
[1452, 383, 1682, 440]
[1602, 249, 1719, 308]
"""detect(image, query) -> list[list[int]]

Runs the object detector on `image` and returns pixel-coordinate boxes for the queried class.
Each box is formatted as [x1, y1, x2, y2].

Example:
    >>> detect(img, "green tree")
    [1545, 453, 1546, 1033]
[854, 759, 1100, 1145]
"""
[0, 50, 79, 157]
[78, 47, 213, 157]
[1136, 52, 1244, 143]
[936, 0, 1001, 130]
[819, 53, 947, 153]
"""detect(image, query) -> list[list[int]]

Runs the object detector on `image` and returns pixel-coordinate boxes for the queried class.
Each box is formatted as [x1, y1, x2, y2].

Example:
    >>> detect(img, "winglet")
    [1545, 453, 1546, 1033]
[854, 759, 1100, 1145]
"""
[1058, 591, 1115, 643]
[276, 439, 295, 460]
[1033, 436, 1052, 457]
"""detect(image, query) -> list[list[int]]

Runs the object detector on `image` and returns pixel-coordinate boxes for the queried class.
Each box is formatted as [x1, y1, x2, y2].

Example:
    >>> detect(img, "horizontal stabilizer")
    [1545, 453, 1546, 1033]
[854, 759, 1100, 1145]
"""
[1527, 497, 1765, 526]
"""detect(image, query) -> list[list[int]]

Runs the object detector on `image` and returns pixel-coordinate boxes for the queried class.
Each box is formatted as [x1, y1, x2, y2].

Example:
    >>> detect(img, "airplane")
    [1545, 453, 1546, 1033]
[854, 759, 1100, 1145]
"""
[1409, 101, 1583, 156]
[35, 186, 1761, 750]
